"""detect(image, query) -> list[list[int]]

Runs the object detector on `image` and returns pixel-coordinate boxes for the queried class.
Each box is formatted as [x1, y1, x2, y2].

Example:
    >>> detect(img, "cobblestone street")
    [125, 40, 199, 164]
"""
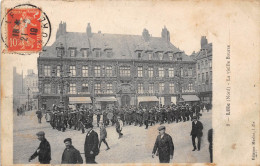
[14, 110, 212, 164]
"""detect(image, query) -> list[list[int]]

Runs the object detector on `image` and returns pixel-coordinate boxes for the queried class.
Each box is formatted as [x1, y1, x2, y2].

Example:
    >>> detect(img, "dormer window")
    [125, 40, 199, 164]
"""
[138, 52, 142, 59]
[148, 53, 153, 60]
[158, 52, 163, 60]
[95, 49, 101, 57]
[69, 48, 76, 57]
[105, 49, 113, 58]
[168, 53, 173, 60]
[83, 50, 88, 57]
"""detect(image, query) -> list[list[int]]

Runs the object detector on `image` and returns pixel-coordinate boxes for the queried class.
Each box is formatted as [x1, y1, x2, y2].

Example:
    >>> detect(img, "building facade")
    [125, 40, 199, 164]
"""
[37, 22, 198, 110]
[193, 36, 213, 104]
[23, 69, 39, 109]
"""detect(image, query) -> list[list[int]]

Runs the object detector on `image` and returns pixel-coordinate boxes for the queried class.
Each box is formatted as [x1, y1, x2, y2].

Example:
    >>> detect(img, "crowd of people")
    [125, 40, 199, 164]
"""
[44, 102, 212, 133]
[28, 102, 212, 164]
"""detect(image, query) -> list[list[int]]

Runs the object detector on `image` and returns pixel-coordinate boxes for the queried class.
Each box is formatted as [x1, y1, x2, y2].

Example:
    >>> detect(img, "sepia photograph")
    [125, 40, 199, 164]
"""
[1, 0, 259, 165]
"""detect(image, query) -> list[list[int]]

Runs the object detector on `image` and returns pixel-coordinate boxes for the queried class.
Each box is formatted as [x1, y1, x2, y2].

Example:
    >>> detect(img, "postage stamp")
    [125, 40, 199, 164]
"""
[1, 4, 51, 53]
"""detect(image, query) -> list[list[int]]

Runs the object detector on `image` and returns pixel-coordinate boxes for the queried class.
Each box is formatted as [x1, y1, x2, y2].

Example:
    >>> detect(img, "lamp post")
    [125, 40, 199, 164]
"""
[175, 51, 184, 104]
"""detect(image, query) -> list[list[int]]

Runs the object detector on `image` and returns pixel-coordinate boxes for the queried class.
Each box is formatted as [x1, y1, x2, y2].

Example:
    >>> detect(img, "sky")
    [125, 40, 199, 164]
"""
[5, 0, 257, 75]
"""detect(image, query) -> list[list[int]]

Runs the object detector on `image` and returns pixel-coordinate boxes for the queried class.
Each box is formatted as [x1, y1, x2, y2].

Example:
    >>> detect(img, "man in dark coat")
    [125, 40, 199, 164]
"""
[36, 110, 43, 123]
[190, 116, 204, 151]
[152, 126, 174, 163]
[61, 138, 83, 164]
[84, 123, 99, 163]
[208, 128, 213, 162]
[29, 131, 51, 164]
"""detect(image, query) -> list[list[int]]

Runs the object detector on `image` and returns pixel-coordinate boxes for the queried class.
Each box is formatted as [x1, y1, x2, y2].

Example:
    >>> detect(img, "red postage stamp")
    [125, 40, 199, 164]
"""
[7, 8, 42, 52]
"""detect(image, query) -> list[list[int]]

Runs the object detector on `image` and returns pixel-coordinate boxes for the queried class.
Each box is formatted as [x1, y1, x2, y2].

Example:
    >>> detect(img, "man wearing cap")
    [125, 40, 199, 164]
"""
[84, 123, 99, 163]
[152, 126, 174, 163]
[61, 138, 83, 164]
[190, 116, 204, 151]
[29, 131, 51, 164]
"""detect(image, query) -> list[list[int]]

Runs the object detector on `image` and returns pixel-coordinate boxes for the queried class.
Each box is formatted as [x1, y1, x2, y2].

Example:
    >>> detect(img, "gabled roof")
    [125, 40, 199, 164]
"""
[41, 31, 194, 61]
[195, 43, 212, 60]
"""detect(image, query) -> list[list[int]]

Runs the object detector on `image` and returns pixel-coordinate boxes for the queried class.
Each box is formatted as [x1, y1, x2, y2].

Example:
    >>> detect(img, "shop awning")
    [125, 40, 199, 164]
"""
[182, 95, 200, 102]
[138, 96, 159, 103]
[95, 97, 117, 102]
[69, 97, 92, 104]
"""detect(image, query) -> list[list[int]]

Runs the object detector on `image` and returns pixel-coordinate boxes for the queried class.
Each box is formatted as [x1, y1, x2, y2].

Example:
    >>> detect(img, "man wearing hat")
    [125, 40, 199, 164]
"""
[84, 123, 99, 163]
[152, 126, 174, 163]
[29, 131, 51, 164]
[190, 116, 204, 151]
[61, 138, 83, 164]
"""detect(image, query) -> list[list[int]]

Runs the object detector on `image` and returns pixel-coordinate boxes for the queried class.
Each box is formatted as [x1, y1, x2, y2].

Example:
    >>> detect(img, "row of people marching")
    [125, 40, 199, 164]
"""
[45, 102, 210, 132]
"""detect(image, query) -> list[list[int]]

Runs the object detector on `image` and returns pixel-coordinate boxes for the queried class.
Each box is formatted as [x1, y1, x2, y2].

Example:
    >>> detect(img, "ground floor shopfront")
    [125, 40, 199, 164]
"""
[38, 93, 201, 110]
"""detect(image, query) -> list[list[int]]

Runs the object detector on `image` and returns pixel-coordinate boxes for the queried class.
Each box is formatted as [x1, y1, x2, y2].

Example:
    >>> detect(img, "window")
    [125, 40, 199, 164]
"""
[94, 66, 101, 77]
[169, 68, 174, 77]
[82, 50, 88, 57]
[137, 52, 142, 59]
[70, 49, 75, 57]
[210, 71, 212, 82]
[148, 83, 154, 94]
[158, 53, 163, 60]
[201, 61, 204, 68]
[169, 83, 175, 94]
[82, 66, 88, 77]
[198, 63, 200, 70]
[69, 66, 76, 77]
[188, 83, 193, 90]
[44, 84, 51, 94]
[180, 67, 183, 76]
[44, 65, 51, 76]
[106, 50, 112, 58]
[159, 83, 164, 93]
[209, 60, 212, 68]
[69, 83, 76, 94]
[56, 66, 60, 77]
[137, 67, 143, 77]
[95, 50, 101, 57]
[188, 67, 192, 76]
[158, 67, 164, 77]
[138, 83, 144, 94]
[202, 73, 205, 83]
[106, 66, 112, 77]
[205, 60, 208, 67]
[168, 53, 173, 60]
[198, 74, 201, 82]
[119, 66, 131, 77]
[206, 72, 209, 84]
[148, 53, 153, 60]
[148, 67, 153, 78]
[94, 83, 101, 94]
[106, 83, 113, 94]
[82, 83, 89, 92]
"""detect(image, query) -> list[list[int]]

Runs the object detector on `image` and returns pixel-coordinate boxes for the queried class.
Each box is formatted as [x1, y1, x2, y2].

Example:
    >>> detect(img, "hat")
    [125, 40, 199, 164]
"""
[36, 131, 45, 136]
[64, 138, 72, 143]
[85, 123, 93, 129]
[158, 126, 166, 131]
[192, 116, 197, 120]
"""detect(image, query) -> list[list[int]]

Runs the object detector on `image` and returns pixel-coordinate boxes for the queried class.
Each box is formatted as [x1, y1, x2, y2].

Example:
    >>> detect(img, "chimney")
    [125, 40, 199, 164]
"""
[142, 28, 150, 42]
[201, 36, 208, 48]
[161, 26, 170, 42]
[87, 23, 92, 37]
[56, 21, 67, 39]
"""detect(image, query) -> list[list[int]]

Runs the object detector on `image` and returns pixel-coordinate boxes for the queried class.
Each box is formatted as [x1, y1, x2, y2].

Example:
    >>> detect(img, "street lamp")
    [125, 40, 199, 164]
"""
[27, 87, 30, 111]
[175, 51, 184, 104]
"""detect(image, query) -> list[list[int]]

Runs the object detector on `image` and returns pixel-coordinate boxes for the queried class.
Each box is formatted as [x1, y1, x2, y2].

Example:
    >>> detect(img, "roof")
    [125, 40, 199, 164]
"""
[41, 31, 194, 62]
[195, 43, 212, 60]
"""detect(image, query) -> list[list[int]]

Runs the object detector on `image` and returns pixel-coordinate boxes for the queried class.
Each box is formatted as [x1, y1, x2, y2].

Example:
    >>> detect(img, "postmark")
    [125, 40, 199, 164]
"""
[1, 4, 51, 54]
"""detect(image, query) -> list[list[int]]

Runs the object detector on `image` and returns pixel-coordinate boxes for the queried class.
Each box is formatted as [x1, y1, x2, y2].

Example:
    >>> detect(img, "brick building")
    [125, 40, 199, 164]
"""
[37, 22, 198, 110]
